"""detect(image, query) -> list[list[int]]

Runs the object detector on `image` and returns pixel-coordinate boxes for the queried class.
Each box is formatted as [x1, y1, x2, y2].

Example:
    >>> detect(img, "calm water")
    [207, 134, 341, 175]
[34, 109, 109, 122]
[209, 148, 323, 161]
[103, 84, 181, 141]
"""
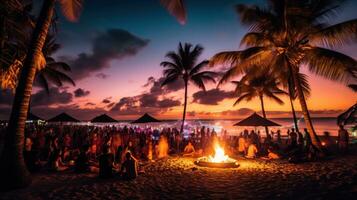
[170, 118, 341, 136]
[112, 118, 345, 136]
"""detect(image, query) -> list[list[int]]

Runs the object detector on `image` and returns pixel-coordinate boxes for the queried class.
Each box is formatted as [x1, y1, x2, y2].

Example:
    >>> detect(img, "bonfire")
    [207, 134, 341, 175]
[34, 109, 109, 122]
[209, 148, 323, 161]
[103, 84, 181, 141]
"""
[195, 143, 239, 168]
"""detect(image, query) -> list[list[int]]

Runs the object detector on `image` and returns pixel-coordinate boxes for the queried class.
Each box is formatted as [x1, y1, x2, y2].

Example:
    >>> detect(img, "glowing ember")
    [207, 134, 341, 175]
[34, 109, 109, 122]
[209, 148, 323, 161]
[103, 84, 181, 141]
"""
[208, 144, 229, 163]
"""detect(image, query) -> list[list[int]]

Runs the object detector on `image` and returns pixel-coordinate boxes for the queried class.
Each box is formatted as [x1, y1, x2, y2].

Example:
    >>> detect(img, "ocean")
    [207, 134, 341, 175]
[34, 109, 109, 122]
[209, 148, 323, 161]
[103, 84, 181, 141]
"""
[114, 117, 352, 137]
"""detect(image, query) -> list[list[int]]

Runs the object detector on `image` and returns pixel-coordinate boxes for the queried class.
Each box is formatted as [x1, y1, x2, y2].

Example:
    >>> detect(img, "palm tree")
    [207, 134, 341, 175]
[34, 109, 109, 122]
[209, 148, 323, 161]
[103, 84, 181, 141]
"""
[0, 0, 83, 190]
[210, 0, 357, 150]
[232, 67, 286, 134]
[0, 0, 186, 190]
[161, 43, 217, 133]
[285, 72, 311, 132]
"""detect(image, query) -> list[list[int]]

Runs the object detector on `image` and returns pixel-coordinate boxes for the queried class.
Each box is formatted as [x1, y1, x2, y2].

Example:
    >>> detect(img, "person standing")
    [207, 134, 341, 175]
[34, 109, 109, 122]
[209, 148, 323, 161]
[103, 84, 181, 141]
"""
[338, 125, 349, 153]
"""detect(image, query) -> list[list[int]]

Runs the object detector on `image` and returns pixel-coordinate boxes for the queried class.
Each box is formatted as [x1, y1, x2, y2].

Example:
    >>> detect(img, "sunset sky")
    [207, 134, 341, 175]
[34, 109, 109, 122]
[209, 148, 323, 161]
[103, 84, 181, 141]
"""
[1, 0, 357, 120]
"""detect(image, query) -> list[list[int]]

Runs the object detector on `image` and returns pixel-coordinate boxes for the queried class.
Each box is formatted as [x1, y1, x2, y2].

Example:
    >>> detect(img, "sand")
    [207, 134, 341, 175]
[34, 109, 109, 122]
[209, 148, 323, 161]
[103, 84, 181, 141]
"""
[1, 155, 357, 200]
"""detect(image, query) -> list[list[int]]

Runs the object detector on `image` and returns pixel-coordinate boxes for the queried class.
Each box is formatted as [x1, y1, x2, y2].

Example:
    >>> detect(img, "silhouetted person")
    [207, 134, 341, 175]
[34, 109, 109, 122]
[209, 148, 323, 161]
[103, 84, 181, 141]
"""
[121, 152, 138, 180]
[338, 125, 349, 153]
[75, 145, 90, 173]
[115, 145, 123, 164]
[99, 145, 114, 178]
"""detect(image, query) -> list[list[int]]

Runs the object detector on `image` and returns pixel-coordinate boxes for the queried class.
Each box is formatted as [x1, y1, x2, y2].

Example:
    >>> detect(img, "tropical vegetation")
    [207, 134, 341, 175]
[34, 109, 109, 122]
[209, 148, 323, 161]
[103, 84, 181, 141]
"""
[211, 0, 357, 150]
[161, 43, 217, 133]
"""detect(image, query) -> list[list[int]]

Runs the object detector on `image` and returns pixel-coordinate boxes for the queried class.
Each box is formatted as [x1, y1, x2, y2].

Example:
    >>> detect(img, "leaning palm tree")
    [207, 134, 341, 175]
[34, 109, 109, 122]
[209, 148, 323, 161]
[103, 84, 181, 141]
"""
[0, 0, 186, 190]
[232, 67, 286, 134]
[161, 43, 217, 133]
[0, 0, 83, 190]
[210, 0, 357, 150]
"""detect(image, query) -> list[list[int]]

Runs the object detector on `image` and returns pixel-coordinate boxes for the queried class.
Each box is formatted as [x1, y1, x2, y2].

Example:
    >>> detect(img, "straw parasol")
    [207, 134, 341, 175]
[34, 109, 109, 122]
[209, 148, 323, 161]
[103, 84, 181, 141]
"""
[234, 112, 281, 127]
[91, 114, 118, 123]
[48, 112, 80, 123]
[131, 113, 161, 123]
[27, 112, 43, 121]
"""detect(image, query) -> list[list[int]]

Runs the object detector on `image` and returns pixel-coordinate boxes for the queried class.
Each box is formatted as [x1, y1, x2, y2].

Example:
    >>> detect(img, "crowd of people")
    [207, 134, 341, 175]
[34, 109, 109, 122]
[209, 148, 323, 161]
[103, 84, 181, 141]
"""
[0, 123, 351, 179]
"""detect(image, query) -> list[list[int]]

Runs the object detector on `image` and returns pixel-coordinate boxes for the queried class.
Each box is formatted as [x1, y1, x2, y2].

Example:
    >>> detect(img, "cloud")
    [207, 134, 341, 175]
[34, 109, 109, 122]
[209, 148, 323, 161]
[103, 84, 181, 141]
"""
[74, 88, 90, 97]
[220, 108, 255, 116]
[110, 76, 182, 116]
[30, 104, 106, 121]
[85, 102, 96, 106]
[1, 88, 73, 108]
[65, 29, 149, 80]
[30, 88, 73, 107]
[144, 76, 185, 94]
[102, 99, 111, 104]
[95, 73, 109, 79]
[192, 88, 234, 105]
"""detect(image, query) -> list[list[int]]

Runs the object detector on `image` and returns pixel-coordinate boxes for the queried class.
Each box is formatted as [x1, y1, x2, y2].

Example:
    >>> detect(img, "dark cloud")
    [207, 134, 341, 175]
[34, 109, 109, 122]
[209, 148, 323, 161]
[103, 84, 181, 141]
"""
[220, 108, 255, 116]
[110, 76, 183, 116]
[74, 88, 90, 97]
[65, 29, 149, 80]
[192, 89, 234, 105]
[102, 97, 112, 104]
[144, 76, 184, 94]
[95, 73, 109, 79]
[30, 104, 106, 121]
[30, 88, 73, 107]
[102, 99, 111, 104]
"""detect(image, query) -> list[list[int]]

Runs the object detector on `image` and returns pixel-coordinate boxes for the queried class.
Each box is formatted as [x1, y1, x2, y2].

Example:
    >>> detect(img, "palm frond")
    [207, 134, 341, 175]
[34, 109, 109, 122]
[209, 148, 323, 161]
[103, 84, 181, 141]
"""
[161, 74, 179, 87]
[160, 0, 186, 25]
[36, 74, 50, 94]
[348, 84, 357, 92]
[304, 47, 357, 83]
[58, 0, 83, 22]
[309, 19, 357, 48]
[189, 60, 209, 76]
[265, 91, 285, 105]
[233, 93, 253, 106]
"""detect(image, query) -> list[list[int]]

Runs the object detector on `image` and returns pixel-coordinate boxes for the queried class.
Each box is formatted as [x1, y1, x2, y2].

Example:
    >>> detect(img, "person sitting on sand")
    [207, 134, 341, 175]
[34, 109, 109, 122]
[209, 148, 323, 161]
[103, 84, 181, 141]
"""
[183, 141, 195, 156]
[267, 148, 280, 160]
[238, 135, 246, 155]
[245, 143, 258, 159]
[48, 148, 68, 172]
[99, 145, 115, 178]
[120, 152, 138, 180]
[75, 145, 91, 173]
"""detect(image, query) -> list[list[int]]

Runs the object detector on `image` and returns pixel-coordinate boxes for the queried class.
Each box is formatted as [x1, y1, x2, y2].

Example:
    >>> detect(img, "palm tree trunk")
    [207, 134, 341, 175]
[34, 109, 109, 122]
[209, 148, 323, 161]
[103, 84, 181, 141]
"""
[289, 91, 299, 132]
[259, 95, 269, 135]
[291, 67, 322, 150]
[0, 0, 55, 190]
[180, 80, 188, 134]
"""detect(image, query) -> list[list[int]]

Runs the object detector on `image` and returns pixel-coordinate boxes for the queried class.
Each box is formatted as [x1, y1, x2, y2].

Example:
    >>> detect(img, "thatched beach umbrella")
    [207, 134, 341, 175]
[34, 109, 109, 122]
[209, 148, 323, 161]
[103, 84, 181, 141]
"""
[48, 112, 80, 123]
[91, 114, 118, 123]
[337, 103, 357, 126]
[234, 112, 281, 127]
[131, 113, 161, 123]
[27, 112, 43, 121]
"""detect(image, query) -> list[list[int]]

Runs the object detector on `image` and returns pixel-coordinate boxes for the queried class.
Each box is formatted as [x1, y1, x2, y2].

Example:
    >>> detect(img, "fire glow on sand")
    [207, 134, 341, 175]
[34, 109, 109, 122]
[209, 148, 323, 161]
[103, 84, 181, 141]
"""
[194, 143, 239, 168]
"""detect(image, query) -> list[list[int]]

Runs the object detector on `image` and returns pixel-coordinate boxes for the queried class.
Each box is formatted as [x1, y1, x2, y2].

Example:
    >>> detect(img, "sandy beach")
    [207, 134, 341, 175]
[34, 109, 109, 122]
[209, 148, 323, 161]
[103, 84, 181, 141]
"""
[1, 154, 357, 200]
